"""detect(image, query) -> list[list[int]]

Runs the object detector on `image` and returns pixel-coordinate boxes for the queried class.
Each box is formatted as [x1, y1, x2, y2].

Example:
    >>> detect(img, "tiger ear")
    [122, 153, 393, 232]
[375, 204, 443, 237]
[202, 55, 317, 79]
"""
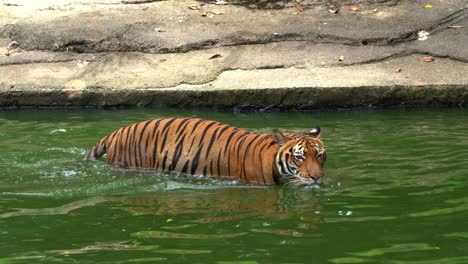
[309, 126, 321, 139]
[272, 130, 287, 148]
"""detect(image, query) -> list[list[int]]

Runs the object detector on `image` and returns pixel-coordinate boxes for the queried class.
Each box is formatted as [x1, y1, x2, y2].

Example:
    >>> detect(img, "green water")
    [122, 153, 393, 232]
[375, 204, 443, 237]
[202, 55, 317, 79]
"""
[1, 108, 468, 263]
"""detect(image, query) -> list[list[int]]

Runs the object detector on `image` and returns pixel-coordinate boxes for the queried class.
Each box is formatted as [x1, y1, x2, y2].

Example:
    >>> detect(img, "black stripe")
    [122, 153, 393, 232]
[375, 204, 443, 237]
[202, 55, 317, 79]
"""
[142, 120, 157, 166]
[224, 131, 250, 156]
[92, 145, 99, 159]
[174, 120, 191, 143]
[216, 150, 222, 177]
[241, 134, 262, 179]
[131, 122, 142, 168]
[162, 118, 177, 131]
[278, 152, 287, 174]
[189, 119, 206, 152]
[204, 127, 220, 157]
[281, 152, 294, 175]
[223, 131, 237, 156]
[225, 131, 248, 177]
[225, 131, 249, 177]
[235, 134, 251, 180]
[209, 160, 214, 176]
[110, 128, 123, 164]
[190, 118, 206, 134]
[216, 125, 231, 140]
[113, 128, 124, 163]
[188, 137, 197, 153]
[151, 119, 164, 168]
[171, 137, 185, 171]
[162, 150, 169, 171]
[191, 146, 203, 175]
[272, 161, 280, 184]
[105, 129, 119, 162]
[159, 118, 177, 154]
[117, 126, 127, 163]
[197, 121, 217, 147]
[188, 121, 218, 174]
[135, 120, 152, 167]
[100, 137, 108, 155]
[258, 144, 266, 183]
[181, 160, 190, 174]
[127, 124, 136, 166]
[254, 135, 270, 183]
[121, 126, 132, 165]
[175, 118, 190, 136]
[127, 124, 138, 167]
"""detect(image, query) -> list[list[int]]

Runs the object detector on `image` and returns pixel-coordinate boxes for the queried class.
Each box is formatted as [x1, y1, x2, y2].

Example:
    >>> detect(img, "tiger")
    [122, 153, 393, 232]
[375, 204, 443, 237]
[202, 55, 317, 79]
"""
[84, 118, 326, 186]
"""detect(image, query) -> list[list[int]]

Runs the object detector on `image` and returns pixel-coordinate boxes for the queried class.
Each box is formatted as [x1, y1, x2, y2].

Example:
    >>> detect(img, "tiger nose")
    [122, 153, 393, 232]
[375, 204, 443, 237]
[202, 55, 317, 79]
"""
[300, 172, 321, 180]
[310, 175, 321, 181]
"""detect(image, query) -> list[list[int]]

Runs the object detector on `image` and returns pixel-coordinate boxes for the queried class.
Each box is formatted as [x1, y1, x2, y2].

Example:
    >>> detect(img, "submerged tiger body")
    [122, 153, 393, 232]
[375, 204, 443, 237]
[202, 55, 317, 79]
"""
[84, 118, 326, 186]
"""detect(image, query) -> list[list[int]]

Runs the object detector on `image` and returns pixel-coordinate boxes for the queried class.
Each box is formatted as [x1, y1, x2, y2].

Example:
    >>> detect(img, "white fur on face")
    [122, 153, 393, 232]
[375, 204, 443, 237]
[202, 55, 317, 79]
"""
[293, 144, 304, 160]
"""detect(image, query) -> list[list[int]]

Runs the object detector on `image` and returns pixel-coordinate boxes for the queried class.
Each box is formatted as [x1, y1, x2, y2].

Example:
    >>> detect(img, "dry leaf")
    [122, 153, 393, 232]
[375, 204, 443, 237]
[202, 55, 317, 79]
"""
[347, 5, 359, 11]
[5, 41, 19, 56]
[7, 41, 19, 50]
[338, 55, 344, 61]
[209, 54, 222, 59]
[420, 56, 433, 62]
[208, 14, 215, 19]
[395, 68, 402, 73]
[292, 11, 298, 15]
[324, 0, 339, 14]
[424, 3, 432, 8]
[210, 8, 225, 15]
[295, 4, 304, 12]
[448, 25, 464, 28]
[189, 4, 203, 10]
[200, 11, 208, 16]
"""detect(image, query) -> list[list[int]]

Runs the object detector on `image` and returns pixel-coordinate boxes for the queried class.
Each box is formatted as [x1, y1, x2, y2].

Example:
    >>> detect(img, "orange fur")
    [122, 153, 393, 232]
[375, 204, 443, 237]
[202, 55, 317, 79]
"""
[84, 118, 326, 185]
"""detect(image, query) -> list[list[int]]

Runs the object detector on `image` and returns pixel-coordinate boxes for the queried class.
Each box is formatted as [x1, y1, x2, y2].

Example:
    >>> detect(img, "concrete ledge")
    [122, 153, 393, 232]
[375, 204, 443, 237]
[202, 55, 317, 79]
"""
[0, 0, 467, 110]
[2, 84, 467, 110]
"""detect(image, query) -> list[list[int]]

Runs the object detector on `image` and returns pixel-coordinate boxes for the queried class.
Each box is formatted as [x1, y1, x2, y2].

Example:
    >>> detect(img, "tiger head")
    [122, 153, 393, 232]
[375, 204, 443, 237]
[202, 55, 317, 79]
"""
[272, 127, 326, 187]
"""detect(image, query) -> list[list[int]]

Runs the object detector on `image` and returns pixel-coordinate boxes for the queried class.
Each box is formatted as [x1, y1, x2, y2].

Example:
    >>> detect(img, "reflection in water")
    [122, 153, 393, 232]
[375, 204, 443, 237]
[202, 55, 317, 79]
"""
[329, 243, 440, 264]
[0, 196, 111, 219]
[132, 230, 248, 239]
[250, 228, 320, 238]
[48, 241, 160, 255]
[409, 202, 468, 217]
[191, 211, 263, 224]
[323, 216, 396, 223]
[114, 187, 322, 221]
[445, 232, 468, 239]
[119, 188, 323, 241]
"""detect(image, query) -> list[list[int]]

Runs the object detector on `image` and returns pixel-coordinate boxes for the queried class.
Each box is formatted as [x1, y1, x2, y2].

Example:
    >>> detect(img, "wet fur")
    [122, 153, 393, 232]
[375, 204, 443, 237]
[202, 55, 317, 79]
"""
[84, 118, 325, 185]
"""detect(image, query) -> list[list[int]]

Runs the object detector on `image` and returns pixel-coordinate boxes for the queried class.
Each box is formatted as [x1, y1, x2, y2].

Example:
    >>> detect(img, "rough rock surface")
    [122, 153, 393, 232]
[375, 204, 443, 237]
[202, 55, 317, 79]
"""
[0, 0, 467, 109]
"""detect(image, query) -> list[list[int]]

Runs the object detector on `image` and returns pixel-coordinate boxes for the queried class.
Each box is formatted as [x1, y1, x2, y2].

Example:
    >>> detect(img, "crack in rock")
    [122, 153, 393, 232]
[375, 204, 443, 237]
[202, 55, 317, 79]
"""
[121, 0, 165, 4]
[216, 0, 401, 10]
